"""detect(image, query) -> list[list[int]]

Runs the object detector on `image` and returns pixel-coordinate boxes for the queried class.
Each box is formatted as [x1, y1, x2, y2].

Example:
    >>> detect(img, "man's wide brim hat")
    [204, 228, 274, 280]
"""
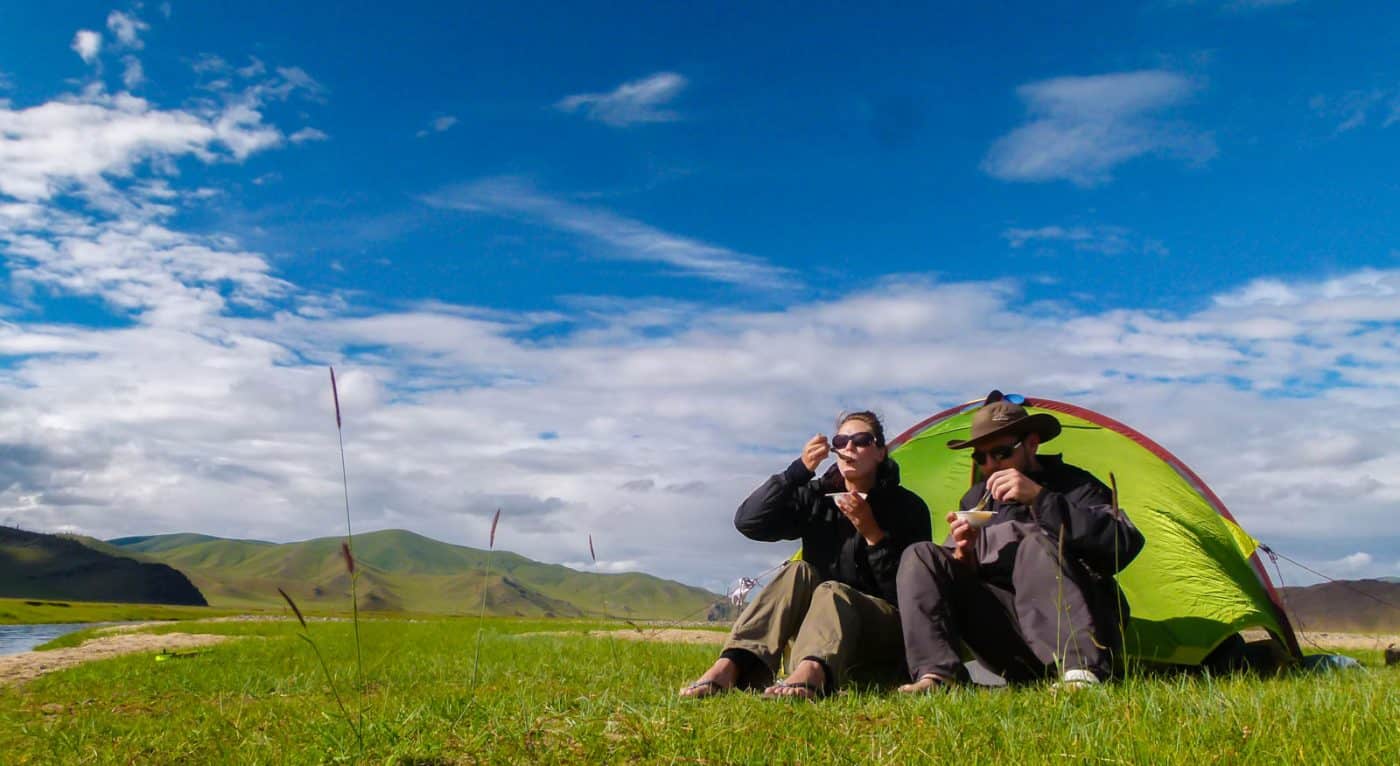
[946, 390, 1062, 449]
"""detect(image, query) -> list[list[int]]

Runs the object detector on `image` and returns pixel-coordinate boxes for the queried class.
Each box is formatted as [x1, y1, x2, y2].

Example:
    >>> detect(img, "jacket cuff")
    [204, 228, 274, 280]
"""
[1032, 490, 1067, 538]
[784, 459, 815, 485]
[866, 533, 893, 553]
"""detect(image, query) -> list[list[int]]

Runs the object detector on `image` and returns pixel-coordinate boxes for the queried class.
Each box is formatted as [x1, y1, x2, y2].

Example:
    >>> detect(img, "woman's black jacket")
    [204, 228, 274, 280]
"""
[734, 458, 932, 606]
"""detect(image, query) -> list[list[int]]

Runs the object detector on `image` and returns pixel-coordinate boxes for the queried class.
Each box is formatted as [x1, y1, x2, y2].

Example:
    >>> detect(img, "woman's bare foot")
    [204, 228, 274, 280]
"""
[678, 657, 740, 699]
[761, 659, 826, 700]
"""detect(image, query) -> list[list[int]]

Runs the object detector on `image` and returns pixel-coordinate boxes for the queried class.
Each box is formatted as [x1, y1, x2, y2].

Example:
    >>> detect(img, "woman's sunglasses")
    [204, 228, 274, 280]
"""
[832, 432, 876, 450]
[971, 440, 1022, 465]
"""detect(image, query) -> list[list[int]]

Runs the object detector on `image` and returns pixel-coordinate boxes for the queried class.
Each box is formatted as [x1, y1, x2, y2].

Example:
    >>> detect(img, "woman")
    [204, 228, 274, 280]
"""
[679, 411, 931, 699]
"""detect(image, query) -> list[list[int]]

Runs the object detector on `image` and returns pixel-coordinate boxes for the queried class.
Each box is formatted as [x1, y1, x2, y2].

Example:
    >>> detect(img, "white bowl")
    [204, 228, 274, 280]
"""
[954, 510, 995, 528]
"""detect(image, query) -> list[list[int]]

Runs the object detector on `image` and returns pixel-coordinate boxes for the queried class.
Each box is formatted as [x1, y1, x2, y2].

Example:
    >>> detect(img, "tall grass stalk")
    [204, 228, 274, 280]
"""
[589, 534, 609, 623]
[278, 587, 363, 751]
[329, 366, 364, 730]
[470, 508, 501, 689]
[589, 533, 623, 662]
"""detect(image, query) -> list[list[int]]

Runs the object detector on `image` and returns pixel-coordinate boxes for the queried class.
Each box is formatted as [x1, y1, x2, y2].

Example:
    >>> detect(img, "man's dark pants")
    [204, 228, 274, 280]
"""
[896, 523, 1121, 683]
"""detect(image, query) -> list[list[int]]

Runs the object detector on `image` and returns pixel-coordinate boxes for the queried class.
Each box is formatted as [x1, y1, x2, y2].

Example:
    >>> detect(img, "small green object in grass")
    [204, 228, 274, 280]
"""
[155, 649, 208, 662]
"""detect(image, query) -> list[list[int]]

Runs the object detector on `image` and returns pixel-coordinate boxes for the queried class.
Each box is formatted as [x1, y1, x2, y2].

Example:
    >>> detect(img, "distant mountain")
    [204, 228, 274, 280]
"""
[105, 528, 724, 620]
[0, 525, 207, 606]
[1277, 579, 1400, 633]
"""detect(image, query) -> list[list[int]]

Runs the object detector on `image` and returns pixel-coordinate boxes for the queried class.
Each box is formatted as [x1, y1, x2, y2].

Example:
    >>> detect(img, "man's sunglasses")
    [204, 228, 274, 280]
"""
[832, 432, 877, 450]
[971, 440, 1022, 465]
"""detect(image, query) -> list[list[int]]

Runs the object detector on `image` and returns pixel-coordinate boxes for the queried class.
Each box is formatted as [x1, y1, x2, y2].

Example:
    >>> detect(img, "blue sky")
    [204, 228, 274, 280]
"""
[1, 1, 1397, 591]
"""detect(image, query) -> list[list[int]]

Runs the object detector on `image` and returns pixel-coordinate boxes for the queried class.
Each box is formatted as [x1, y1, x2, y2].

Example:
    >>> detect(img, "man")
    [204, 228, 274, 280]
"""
[896, 390, 1145, 691]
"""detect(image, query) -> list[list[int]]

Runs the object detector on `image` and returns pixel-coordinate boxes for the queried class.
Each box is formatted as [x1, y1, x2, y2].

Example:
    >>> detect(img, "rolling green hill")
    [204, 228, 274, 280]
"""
[104, 528, 724, 620]
[0, 526, 207, 606]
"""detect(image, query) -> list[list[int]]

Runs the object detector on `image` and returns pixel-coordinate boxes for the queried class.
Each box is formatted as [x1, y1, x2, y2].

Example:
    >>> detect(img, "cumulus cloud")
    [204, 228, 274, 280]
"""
[0, 93, 270, 201]
[0, 61, 325, 205]
[424, 177, 791, 288]
[416, 115, 458, 138]
[72, 30, 103, 65]
[983, 70, 1215, 186]
[556, 72, 687, 127]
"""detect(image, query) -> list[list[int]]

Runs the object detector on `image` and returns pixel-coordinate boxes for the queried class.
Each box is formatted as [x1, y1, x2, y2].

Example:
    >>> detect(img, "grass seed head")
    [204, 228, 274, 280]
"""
[278, 587, 309, 629]
[341, 541, 355, 574]
[329, 366, 342, 429]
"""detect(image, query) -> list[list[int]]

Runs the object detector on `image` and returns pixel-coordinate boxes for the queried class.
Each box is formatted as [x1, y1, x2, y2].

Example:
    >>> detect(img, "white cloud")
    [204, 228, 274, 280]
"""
[267, 67, 325, 101]
[415, 115, 458, 138]
[983, 70, 1215, 186]
[424, 177, 791, 288]
[0, 61, 326, 204]
[1003, 224, 1167, 257]
[0, 93, 277, 201]
[237, 58, 267, 79]
[107, 11, 149, 49]
[1226, 0, 1300, 8]
[72, 30, 103, 65]
[556, 72, 687, 127]
[122, 57, 145, 89]
[1310, 89, 1400, 133]
[289, 127, 329, 144]
[1322, 552, 1374, 577]
[1162, 0, 1301, 10]
[2, 211, 290, 323]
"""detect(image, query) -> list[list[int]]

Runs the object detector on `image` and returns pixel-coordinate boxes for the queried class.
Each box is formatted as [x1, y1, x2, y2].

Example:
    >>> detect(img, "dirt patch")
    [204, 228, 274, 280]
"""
[596, 628, 727, 645]
[95, 621, 172, 634]
[0, 632, 234, 686]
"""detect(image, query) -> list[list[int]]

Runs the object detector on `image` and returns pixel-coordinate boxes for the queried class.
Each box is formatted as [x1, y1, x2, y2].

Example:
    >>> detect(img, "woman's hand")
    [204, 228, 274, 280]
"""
[836, 493, 885, 546]
[945, 511, 979, 565]
[800, 434, 830, 472]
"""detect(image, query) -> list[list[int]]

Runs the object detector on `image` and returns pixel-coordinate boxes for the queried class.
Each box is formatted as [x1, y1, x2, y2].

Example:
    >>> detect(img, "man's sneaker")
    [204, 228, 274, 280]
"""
[1054, 668, 1101, 691]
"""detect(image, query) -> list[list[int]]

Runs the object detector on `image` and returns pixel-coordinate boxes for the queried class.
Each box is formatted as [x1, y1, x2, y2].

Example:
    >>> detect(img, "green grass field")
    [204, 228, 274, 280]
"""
[2, 617, 1396, 765]
[0, 597, 247, 626]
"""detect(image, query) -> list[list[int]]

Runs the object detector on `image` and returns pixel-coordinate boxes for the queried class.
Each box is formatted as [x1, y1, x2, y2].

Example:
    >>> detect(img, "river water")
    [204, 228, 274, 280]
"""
[0, 623, 113, 656]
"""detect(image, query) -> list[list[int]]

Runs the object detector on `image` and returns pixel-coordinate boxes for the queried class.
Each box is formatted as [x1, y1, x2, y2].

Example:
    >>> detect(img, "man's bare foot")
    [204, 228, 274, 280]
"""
[761, 659, 826, 700]
[679, 657, 740, 699]
[898, 673, 953, 694]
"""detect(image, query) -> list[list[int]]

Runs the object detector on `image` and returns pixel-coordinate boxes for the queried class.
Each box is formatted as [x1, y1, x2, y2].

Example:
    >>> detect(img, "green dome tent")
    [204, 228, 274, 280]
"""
[887, 395, 1302, 666]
